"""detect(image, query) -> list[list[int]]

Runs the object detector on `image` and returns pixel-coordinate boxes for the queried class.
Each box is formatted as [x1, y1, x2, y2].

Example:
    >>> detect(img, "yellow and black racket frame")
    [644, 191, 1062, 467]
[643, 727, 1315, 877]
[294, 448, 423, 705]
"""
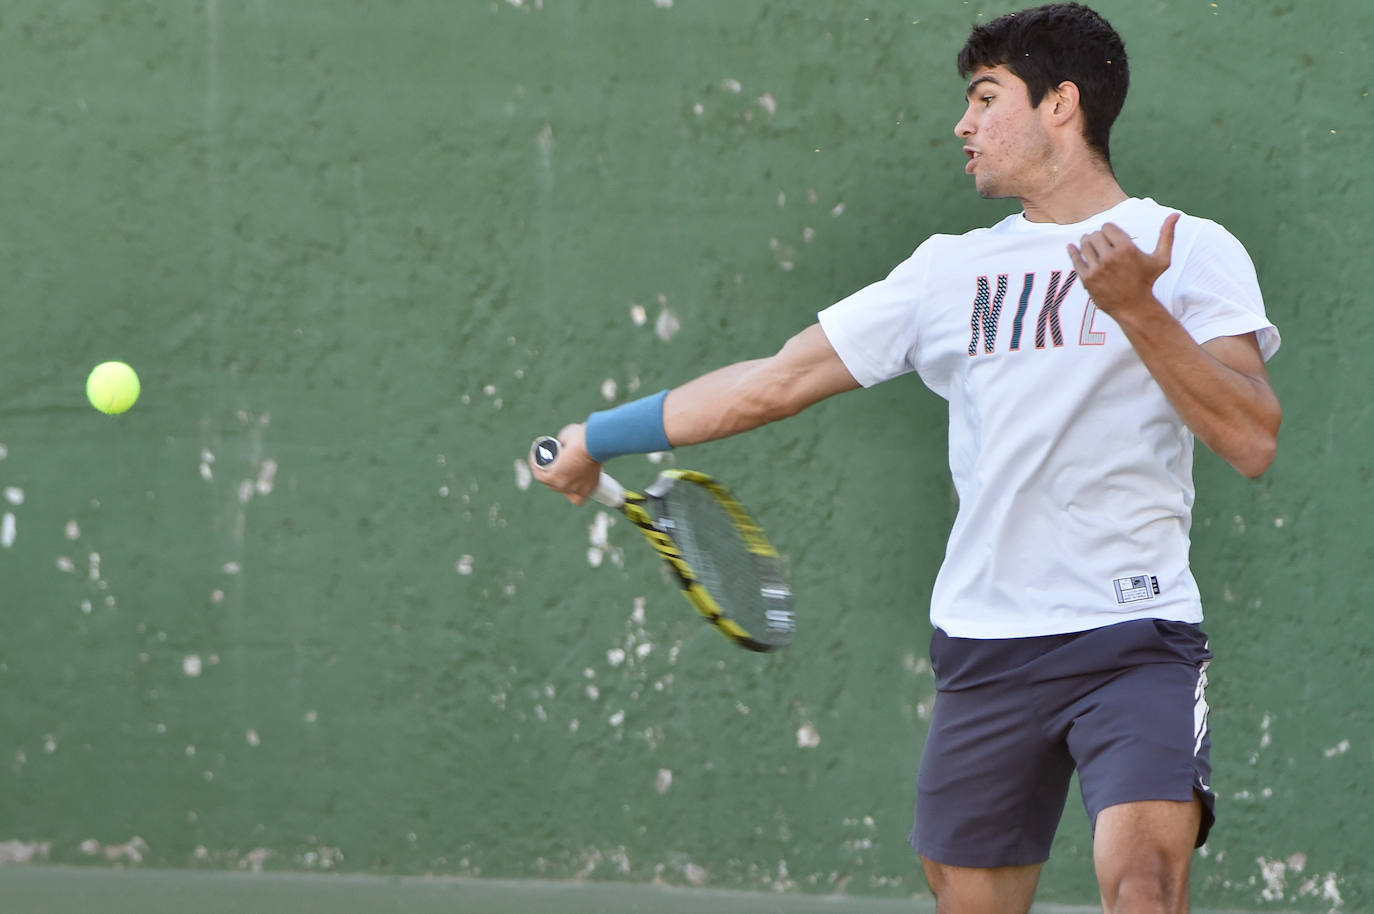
[630, 469, 793, 651]
[530, 438, 794, 652]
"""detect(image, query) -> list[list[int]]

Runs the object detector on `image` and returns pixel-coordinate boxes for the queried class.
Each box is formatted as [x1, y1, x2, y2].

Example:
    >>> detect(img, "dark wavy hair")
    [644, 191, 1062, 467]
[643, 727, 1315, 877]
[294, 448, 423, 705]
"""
[957, 3, 1128, 165]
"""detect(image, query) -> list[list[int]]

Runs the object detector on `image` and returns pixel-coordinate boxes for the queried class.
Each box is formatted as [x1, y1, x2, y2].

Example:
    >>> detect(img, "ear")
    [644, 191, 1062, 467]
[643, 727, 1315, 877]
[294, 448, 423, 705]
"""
[1046, 80, 1081, 127]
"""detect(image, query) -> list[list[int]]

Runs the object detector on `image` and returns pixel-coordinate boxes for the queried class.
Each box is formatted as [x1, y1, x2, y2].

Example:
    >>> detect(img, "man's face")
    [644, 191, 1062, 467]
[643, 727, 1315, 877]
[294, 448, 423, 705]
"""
[954, 65, 1055, 199]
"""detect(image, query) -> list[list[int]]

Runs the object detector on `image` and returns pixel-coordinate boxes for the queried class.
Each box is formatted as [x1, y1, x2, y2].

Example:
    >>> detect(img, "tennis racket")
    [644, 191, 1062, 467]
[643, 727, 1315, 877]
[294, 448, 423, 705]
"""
[531, 436, 795, 652]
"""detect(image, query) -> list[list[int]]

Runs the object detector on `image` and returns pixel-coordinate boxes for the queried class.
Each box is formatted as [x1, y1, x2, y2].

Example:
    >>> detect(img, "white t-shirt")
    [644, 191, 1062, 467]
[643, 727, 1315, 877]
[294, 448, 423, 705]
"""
[818, 197, 1279, 638]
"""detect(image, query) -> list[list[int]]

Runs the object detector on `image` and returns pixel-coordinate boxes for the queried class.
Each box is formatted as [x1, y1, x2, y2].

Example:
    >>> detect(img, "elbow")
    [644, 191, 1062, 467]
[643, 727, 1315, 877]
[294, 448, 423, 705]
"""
[746, 346, 813, 423]
[1231, 403, 1282, 479]
[1233, 435, 1277, 479]
[746, 380, 806, 425]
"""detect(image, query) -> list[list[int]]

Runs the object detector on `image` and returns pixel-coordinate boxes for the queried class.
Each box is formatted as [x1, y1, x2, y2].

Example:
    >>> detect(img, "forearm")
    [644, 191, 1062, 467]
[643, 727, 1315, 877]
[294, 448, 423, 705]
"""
[1115, 304, 1280, 477]
[663, 359, 796, 446]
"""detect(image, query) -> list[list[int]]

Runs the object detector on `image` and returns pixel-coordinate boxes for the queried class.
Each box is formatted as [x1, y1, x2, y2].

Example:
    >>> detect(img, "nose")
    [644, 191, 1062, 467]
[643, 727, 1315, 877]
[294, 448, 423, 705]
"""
[955, 108, 975, 139]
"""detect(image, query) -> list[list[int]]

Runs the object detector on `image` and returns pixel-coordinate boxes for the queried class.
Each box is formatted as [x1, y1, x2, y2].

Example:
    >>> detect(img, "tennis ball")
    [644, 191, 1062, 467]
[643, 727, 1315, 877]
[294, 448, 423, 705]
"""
[86, 361, 141, 415]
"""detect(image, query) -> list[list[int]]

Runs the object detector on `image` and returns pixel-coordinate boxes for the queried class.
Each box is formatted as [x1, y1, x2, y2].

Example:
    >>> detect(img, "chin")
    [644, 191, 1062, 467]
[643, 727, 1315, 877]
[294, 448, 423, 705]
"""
[973, 175, 1016, 200]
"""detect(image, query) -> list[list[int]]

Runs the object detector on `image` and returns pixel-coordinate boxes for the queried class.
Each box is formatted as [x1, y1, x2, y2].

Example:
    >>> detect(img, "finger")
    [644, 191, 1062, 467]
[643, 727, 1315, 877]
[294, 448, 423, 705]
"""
[565, 493, 587, 506]
[1100, 222, 1133, 247]
[1066, 243, 1087, 273]
[1077, 233, 1106, 267]
[1153, 212, 1180, 265]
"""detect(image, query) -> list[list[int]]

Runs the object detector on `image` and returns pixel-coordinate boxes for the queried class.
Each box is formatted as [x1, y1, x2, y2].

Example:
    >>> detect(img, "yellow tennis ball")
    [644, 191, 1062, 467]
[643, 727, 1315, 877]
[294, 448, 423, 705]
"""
[86, 361, 141, 415]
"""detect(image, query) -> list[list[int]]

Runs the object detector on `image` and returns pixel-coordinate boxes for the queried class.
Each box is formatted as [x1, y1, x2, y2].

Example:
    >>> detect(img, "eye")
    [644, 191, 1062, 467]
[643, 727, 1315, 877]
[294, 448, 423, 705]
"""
[981, 95, 995, 106]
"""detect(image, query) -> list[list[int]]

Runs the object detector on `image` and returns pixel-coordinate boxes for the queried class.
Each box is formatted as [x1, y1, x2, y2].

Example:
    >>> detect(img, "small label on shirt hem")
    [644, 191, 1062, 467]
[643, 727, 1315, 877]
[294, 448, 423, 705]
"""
[1113, 574, 1160, 604]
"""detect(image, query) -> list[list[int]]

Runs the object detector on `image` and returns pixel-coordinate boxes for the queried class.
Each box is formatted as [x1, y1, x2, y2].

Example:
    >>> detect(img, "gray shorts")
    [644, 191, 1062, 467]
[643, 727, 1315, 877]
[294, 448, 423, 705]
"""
[910, 619, 1215, 868]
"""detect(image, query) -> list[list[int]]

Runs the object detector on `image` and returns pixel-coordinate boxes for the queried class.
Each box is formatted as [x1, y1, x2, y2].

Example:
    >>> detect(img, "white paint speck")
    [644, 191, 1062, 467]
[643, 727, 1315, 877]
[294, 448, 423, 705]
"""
[4, 487, 23, 505]
[304, 710, 318, 723]
[1258, 857, 1287, 902]
[589, 511, 612, 548]
[635, 642, 652, 660]
[222, 562, 241, 575]
[722, 78, 742, 93]
[0, 514, 14, 549]
[255, 459, 277, 495]
[802, 227, 816, 244]
[457, 555, 474, 575]
[80, 601, 92, 614]
[43, 734, 57, 754]
[1323, 739, 1350, 758]
[796, 723, 820, 748]
[607, 648, 626, 667]
[629, 303, 647, 325]
[0, 841, 50, 864]
[1321, 873, 1343, 906]
[587, 547, 604, 568]
[585, 684, 600, 701]
[246, 729, 260, 747]
[653, 0, 672, 7]
[211, 590, 225, 604]
[513, 460, 532, 491]
[0, 445, 7, 459]
[600, 378, 618, 401]
[56, 556, 75, 572]
[65, 521, 80, 540]
[654, 308, 681, 342]
[608, 709, 625, 727]
[656, 768, 673, 793]
[183, 655, 203, 677]
[631, 597, 646, 624]
[88, 553, 101, 582]
[758, 93, 777, 115]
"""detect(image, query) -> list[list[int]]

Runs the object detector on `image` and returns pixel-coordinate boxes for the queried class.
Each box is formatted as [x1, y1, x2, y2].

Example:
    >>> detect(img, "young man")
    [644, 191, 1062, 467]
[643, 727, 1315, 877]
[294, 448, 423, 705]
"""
[532, 4, 1280, 912]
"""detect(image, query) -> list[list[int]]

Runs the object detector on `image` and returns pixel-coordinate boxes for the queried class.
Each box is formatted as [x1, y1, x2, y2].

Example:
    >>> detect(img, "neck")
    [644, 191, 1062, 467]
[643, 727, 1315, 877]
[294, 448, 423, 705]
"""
[1019, 151, 1128, 224]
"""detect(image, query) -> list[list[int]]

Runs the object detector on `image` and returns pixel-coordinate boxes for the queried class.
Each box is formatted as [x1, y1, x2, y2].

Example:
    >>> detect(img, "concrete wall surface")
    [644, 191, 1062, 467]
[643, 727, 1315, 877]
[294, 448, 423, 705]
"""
[0, 2, 1367, 910]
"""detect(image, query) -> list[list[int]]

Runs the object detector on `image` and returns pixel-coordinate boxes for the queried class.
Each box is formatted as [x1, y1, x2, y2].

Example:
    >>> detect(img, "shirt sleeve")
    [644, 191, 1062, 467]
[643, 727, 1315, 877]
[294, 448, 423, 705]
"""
[816, 240, 932, 388]
[1170, 219, 1280, 361]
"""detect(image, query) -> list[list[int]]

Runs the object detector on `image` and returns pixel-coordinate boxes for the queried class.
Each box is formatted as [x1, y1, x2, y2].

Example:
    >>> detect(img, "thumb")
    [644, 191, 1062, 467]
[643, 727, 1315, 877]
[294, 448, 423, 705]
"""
[1153, 212, 1181, 267]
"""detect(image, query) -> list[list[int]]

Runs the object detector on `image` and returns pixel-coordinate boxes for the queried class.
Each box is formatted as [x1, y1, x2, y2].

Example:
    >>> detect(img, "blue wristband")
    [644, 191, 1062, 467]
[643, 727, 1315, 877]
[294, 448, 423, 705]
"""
[584, 390, 672, 462]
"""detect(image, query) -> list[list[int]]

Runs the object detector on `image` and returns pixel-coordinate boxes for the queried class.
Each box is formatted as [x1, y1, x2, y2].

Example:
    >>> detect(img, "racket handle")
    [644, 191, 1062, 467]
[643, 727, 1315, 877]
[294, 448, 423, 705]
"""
[530, 436, 627, 509]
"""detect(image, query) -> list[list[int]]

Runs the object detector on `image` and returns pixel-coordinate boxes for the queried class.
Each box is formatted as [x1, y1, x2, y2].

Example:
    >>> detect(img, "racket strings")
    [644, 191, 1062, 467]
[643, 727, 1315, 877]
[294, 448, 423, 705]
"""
[654, 481, 792, 646]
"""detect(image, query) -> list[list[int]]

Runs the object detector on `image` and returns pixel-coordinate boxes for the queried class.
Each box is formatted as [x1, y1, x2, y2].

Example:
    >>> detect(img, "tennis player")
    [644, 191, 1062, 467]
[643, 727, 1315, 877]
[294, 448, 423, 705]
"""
[532, 4, 1280, 912]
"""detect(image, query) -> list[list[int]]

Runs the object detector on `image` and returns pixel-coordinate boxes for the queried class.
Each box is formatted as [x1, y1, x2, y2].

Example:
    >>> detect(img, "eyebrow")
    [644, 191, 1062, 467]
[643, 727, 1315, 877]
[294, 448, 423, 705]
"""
[965, 74, 1002, 99]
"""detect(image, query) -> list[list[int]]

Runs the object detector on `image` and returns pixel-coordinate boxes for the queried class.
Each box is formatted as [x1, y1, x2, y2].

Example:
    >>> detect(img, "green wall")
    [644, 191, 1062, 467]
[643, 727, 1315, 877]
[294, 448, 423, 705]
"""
[0, 1, 1367, 909]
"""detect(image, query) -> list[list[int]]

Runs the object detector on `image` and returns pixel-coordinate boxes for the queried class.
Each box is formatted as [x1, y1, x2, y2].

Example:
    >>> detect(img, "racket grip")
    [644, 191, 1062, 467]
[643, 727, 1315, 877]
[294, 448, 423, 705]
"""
[529, 436, 627, 509]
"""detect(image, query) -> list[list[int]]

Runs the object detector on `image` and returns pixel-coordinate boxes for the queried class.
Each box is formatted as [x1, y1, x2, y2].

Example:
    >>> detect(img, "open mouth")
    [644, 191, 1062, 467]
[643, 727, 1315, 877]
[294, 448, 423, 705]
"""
[964, 147, 980, 173]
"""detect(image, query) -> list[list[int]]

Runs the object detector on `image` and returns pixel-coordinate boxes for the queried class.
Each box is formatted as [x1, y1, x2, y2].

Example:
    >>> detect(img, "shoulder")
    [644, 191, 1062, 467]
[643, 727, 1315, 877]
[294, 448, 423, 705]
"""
[912, 213, 1024, 259]
[1133, 198, 1254, 261]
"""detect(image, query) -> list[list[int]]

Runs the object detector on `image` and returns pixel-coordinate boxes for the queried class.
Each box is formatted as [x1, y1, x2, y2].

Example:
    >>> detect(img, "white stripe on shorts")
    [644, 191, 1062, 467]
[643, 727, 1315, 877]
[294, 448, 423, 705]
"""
[1193, 653, 1211, 758]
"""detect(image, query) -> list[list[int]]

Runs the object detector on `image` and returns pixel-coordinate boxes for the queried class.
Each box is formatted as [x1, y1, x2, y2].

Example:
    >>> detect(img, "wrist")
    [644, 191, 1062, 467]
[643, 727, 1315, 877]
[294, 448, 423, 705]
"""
[584, 390, 672, 462]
